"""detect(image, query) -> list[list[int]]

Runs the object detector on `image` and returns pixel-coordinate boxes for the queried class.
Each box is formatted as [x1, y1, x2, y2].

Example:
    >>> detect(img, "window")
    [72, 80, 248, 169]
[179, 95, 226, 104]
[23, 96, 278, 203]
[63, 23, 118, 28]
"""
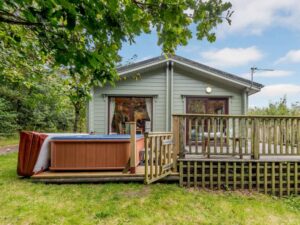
[109, 97, 152, 134]
[186, 97, 228, 114]
[186, 97, 228, 139]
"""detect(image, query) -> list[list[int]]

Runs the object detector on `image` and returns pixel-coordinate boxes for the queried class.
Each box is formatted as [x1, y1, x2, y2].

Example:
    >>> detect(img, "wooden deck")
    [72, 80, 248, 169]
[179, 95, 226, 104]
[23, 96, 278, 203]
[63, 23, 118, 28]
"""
[31, 166, 179, 183]
[184, 143, 300, 157]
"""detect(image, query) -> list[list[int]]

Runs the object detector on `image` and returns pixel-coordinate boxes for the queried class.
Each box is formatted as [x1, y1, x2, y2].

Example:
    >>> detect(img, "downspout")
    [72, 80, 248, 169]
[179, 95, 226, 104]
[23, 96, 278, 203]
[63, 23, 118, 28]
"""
[170, 61, 174, 131]
[88, 87, 94, 132]
[243, 89, 248, 115]
[165, 61, 169, 131]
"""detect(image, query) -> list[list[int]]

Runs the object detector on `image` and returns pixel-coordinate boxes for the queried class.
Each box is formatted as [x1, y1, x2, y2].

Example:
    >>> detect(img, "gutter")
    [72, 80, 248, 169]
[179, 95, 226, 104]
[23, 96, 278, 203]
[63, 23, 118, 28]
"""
[170, 61, 174, 131]
[165, 61, 169, 131]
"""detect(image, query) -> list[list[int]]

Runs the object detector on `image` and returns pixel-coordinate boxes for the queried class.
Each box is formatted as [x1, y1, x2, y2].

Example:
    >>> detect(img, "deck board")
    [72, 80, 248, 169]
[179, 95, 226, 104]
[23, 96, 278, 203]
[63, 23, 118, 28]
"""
[31, 166, 179, 183]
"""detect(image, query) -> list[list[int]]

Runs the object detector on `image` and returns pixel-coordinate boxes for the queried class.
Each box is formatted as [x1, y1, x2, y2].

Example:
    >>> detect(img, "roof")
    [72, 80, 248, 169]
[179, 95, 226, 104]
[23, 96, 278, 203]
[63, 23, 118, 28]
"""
[117, 54, 264, 94]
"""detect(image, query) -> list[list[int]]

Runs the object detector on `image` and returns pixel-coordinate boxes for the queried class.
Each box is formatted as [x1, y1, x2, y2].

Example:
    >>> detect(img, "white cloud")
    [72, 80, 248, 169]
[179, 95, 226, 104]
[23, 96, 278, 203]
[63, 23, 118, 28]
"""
[240, 70, 294, 79]
[200, 46, 263, 68]
[276, 49, 300, 64]
[259, 84, 300, 97]
[250, 84, 300, 107]
[219, 0, 300, 35]
[136, 55, 153, 62]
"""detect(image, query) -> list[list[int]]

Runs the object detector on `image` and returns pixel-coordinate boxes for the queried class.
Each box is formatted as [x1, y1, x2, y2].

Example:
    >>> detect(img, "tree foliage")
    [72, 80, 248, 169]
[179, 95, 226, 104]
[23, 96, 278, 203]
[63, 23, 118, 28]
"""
[248, 97, 300, 116]
[0, 0, 233, 132]
[0, 0, 232, 83]
[0, 71, 75, 136]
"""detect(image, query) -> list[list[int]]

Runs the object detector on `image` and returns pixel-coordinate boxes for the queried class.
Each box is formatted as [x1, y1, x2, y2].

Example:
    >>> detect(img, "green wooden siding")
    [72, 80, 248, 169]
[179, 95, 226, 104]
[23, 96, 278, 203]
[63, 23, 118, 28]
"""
[92, 68, 167, 133]
[172, 68, 243, 115]
[90, 64, 247, 133]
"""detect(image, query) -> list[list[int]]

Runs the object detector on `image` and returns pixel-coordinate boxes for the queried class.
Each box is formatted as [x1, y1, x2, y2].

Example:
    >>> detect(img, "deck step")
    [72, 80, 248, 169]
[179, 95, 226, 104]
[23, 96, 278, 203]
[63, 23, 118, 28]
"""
[31, 171, 179, 183]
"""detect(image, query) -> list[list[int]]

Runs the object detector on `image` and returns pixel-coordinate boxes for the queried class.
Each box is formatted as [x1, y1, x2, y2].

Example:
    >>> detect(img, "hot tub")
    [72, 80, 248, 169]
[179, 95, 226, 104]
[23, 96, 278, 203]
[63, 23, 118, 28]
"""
[49, 135, 144, 171]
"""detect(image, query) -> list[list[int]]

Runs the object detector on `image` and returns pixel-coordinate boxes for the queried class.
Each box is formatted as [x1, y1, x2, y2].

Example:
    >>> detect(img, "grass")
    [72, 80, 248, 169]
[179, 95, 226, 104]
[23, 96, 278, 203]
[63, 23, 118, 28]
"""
[0, 153, 300, 225]
[0, 135, 19, 147]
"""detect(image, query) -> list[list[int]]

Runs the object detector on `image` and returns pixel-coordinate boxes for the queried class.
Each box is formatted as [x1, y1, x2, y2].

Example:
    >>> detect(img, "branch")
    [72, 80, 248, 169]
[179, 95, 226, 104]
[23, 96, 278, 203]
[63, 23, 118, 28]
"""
[132, 0, 160, 8]
[0, 16, 43, 26]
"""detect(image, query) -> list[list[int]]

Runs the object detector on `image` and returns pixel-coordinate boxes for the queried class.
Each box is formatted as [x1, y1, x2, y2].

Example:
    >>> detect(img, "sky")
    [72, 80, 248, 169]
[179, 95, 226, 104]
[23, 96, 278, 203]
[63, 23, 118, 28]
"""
[119, 0, 300, 108]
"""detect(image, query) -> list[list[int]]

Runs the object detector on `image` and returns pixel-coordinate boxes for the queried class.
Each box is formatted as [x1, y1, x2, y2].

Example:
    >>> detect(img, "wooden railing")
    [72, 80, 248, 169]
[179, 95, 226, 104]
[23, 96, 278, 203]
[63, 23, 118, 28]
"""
[173, 114, 300, 159]
[144, 132, 175, 184]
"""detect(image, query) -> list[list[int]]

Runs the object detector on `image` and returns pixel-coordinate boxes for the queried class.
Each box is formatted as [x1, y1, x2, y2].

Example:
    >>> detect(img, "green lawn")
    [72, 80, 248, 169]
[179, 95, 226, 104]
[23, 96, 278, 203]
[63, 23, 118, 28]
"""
[0, 153, 300, 225]
[0, 135, 19, 147]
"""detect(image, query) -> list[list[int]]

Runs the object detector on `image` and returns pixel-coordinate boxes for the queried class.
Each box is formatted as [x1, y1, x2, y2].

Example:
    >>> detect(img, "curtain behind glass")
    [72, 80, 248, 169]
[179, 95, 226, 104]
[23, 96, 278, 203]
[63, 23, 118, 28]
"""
[109, 97, 115, 133]
[145, 98, 152, 121]
[145, 98, 152, 132]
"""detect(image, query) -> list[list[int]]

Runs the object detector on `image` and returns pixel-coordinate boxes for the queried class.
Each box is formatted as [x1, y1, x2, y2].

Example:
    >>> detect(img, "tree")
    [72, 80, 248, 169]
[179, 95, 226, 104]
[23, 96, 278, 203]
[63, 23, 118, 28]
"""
[0, 98, 18, 136]
[0, 69, 75, 134]
[0, 0, 233, 131]
[248, 96, 300, 116]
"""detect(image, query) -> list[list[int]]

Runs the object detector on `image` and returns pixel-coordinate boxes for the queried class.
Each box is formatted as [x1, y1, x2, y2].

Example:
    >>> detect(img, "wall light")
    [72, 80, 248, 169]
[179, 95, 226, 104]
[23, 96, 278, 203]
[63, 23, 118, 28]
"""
[206, 87, 212, 94]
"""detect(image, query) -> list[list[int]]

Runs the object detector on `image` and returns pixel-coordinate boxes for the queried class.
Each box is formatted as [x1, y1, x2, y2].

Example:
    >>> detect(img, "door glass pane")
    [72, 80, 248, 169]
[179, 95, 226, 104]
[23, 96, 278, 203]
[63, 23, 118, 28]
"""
[187, 99, 206, 113]
[207, 100, 227, 114]
[110, 97, 152, 134]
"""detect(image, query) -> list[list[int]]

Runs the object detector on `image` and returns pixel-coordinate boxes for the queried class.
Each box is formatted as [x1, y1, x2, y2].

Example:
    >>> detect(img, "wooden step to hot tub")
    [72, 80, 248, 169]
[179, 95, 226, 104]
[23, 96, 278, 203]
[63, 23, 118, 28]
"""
[31, 166, 179, 183]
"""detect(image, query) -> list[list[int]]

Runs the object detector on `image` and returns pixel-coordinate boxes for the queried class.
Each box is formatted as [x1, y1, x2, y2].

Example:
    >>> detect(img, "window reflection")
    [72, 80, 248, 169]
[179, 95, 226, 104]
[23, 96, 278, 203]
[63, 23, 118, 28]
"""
[109, 97, 152, 134]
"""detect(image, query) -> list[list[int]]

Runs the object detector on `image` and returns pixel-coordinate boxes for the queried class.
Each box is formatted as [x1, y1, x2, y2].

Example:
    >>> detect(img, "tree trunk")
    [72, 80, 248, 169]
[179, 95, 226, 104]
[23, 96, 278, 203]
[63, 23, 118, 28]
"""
[73, 105, 81, 133]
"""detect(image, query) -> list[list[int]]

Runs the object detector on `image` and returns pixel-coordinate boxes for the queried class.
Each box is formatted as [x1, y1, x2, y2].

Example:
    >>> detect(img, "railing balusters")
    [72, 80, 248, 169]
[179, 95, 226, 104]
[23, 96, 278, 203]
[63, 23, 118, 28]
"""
[268, 119, 272, 155]
[195, 118, 199, 155]
[220, 119, 224, 154]
[239, 118, 243, 158]
[214, 118, 217, 154]
[280, 119, 283, 154]
[226, 118, 230, 154]
[245, 118, 249, 154]
[298, 120, 300, 155]
[144, 133, 149, 184]
[144, 132, 174, 184]
[172, 114, 300, 159]
[189, 118, 192, 154]
[159, 136, 163, 174]
[291, 119, 295, 154]
[232, 118, 236, 156]
[150, 136, 154, 179]
[155, 136, 158, 177]
[285, 119, 288, 154]
[207, 118, 211, 158]
[262, 119, 266, 155]
[201, 118, 205, 155]
[274, 119, 278, 154]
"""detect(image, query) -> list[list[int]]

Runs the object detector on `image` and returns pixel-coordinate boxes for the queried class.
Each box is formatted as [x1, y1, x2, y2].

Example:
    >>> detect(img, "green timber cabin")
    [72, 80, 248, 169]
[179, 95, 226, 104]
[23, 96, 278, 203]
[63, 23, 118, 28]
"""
[87, 55, 263, 134]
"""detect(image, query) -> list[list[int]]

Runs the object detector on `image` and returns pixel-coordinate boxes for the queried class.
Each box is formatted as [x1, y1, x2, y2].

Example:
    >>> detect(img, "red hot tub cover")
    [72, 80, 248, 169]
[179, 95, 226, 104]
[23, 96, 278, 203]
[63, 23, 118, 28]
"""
[17, 131, 48, 177]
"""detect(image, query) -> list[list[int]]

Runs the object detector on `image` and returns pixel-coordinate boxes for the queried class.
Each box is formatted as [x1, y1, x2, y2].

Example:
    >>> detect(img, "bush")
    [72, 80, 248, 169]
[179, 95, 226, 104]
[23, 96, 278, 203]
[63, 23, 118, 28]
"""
[248, 97, 300, 116]
[0, 98, 18, 136]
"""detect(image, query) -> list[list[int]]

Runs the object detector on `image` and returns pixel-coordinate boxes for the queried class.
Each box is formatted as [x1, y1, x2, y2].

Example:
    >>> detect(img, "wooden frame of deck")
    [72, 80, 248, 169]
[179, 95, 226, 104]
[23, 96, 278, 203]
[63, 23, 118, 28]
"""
[179, 158, 300, 196]
[32, 166, 179, 183]
[31, 114, 300, 196]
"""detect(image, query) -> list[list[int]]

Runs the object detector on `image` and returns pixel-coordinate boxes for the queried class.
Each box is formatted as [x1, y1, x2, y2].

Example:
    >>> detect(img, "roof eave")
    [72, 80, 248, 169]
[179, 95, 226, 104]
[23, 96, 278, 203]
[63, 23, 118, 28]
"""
[117, 55, 264, 92]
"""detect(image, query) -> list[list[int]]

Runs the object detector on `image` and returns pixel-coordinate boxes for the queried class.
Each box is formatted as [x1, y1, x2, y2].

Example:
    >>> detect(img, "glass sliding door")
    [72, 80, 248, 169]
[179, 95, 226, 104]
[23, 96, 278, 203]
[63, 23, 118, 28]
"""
[186, 97, 228, 115]
[109, 97, 153, 134]
[186, 97, 228, 142]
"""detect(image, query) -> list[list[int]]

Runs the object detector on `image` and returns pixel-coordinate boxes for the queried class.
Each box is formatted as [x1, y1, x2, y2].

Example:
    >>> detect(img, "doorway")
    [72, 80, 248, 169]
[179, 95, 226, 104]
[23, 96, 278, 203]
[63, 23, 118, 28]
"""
[186, 97, 228, 115]
[186, 97, 229, 143]
[108, 97, 153, 134]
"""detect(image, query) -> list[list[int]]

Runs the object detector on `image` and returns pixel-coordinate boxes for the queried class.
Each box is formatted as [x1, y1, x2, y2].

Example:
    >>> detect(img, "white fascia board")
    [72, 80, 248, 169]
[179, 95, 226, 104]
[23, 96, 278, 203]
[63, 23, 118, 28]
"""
[117, 58, 261, 94]
[118, 59, 168, 76]
[171, 59, 261, 92]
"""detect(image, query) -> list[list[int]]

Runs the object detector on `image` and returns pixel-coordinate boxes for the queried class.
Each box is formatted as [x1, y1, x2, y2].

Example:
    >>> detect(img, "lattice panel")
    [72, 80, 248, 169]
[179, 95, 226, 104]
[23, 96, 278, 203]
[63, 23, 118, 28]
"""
[179, 160, 300, 196]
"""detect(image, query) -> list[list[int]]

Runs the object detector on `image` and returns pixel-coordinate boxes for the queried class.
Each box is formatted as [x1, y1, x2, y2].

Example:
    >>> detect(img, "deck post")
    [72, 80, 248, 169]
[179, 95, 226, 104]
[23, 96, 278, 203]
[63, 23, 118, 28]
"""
[144, 132, 149, 183]
[179, 116, 186, 158]
[252, 119, 260, 159]
[129, 122, 137, 174]
[173, 116, 179, 172]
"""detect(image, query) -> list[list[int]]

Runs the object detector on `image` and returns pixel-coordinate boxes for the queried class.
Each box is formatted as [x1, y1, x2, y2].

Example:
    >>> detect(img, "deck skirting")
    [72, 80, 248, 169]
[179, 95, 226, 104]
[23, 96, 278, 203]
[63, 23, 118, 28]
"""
[179, 159, 300, 196]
